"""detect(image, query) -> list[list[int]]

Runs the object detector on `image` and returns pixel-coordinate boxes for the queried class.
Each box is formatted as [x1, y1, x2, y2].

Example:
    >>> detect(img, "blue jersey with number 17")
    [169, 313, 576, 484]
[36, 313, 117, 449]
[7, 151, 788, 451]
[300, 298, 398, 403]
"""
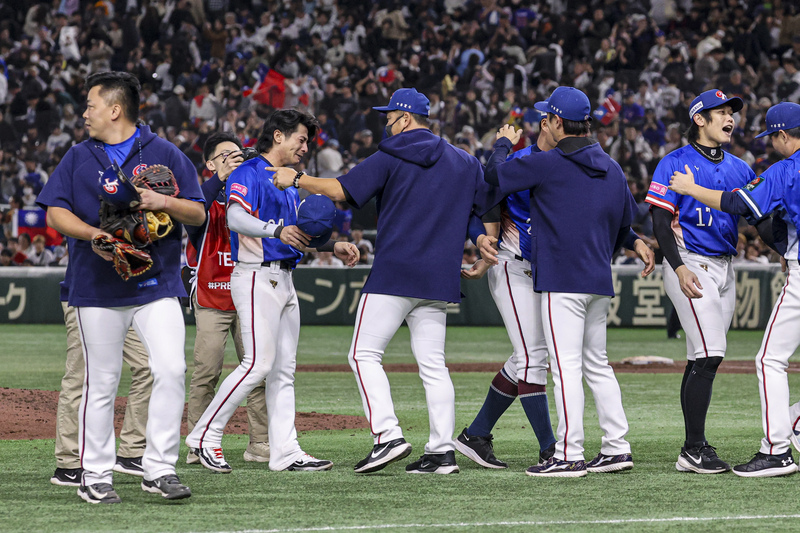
[645, 144, 755, 256]
[226, 155, 303, 265]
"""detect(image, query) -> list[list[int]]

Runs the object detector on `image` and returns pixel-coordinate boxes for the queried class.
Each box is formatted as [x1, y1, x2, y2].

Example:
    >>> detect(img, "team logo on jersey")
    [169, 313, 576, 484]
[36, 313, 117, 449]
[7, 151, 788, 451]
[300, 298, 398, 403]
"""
[744, 177, 764, 191]
[231, 183, 248, 195]
[270, 279, 278, 289]
[648, 182, 668, 196]
[132, 164, 147, 176]
[102, 177, 119, 194]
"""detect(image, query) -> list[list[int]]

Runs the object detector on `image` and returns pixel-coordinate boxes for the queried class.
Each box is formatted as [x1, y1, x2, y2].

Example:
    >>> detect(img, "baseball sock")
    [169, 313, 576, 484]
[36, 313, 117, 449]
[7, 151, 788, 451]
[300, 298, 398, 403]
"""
[518, 381, 556, 452]
[468, 369, 518, 437]
[683, 357, 723, 448]
[680, 360, 694, 443]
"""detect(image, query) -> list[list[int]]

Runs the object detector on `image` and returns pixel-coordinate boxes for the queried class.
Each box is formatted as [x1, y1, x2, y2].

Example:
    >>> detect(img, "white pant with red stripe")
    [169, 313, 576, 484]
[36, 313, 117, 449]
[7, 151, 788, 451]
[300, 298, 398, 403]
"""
[757, 261, 800, 455]
[348, 293, 455, 454]
[488, 250, 548, 386]
[76, 298, 185, 485]
[662, 250, 735, 360]
[186, 262, 304, 471]
[541, 292, 630, 461]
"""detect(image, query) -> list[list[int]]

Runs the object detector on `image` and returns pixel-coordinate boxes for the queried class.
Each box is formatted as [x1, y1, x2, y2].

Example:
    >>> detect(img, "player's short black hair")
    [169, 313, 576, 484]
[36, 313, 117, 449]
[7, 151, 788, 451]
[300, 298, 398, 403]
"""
[255, 109, 319, 154]
[548, 113, 591, 136]
[85, 71, 140, 124]
[203, 132, 243, 162]
[782, 126, 800, 140]
[686, 109, 713, 142]
[410, 112, 431, 129]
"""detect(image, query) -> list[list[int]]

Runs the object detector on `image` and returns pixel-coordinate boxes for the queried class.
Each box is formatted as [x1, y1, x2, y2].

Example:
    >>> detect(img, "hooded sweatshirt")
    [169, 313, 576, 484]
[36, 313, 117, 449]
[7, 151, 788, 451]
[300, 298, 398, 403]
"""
[338, 128, 500, 302]
[486, 136, 635, 297]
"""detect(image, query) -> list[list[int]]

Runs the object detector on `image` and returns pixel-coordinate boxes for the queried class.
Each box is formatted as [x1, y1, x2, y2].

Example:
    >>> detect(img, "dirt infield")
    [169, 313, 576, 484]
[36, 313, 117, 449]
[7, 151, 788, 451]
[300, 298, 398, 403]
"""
[4, 360, 797, 441]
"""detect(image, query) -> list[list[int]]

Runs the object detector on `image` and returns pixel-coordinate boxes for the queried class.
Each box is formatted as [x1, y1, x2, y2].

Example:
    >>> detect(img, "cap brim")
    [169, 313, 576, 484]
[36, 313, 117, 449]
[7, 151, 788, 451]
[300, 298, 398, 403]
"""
[754, 129, 772, 139]
[707, 96, 744, 114]
[372, 105, 393, 113]
[307, 229, 333, 249]
[533, 101, 549, 114]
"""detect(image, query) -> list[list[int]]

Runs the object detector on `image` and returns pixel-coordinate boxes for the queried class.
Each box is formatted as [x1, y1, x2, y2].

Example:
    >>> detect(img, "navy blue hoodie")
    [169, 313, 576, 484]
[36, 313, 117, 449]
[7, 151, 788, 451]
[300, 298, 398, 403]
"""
[338, 128, 501, 302]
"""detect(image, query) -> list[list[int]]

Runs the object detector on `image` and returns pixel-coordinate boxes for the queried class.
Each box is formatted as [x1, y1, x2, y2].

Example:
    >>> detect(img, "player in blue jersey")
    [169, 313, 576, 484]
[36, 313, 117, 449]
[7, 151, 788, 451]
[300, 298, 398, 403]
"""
[669, 101, 800, 477]
[485, 86, 637, 477]
[270, 88, 501, 474]
[185, 109, 358, 474]
[37, 71, 205, 503]
[645, 89, 756, 475]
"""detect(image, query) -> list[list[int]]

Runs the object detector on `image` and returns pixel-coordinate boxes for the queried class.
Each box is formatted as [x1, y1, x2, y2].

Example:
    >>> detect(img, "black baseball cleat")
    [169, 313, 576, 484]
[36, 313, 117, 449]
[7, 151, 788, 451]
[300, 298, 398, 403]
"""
[78, 483, 122, 504]
[454, 428, 507, 469]
[539, 443, 556, 465]
[675, 443, 730, 474]
[406, 451, 460, 474]
[112, 456, 144, 477]
[586, 452, 634, 473]
[354, 438, 412, 473]
[733, 450, 797, 478]
[525, 457, 587, 477]
[285, 453, 333, 471]
[142, 474, 192, 500]
[51, 467, 82, 487]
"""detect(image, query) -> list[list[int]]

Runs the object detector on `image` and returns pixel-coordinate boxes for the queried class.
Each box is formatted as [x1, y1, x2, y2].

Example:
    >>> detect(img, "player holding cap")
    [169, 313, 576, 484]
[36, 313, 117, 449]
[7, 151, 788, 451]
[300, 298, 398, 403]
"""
[270, 88, 501, 474]
[646, 89, 757, 475]
[485, 86, 636, 477]
[669, 101, 800, 477]
[185, 109, 358, 473]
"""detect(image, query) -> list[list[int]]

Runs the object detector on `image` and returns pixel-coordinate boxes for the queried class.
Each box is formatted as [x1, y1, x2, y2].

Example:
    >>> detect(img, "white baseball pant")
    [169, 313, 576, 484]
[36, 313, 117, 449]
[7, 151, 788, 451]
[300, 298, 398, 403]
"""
[186, 262, 304, 471]
[662, 250, 735, 360]
[541, 292, 631, 461]
[76, 298, 186, 485]
[757, 260, 800, 455]
[488, 250, 548, 386]
[349, 293, 455, 454]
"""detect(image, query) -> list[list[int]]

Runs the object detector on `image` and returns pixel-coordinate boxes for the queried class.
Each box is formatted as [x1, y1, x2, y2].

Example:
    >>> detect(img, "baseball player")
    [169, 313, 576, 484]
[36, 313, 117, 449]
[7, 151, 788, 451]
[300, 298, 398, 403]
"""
[646, 89, 755, 474]
[484, 86, 636, 477]
[271, 88, 501, 474]
[183, 133, 270, 468]
[669, 101, 800, 478]
[37, 71, 205, 503]
[185, 109, 359, 473]
[51, 260, 153, 486]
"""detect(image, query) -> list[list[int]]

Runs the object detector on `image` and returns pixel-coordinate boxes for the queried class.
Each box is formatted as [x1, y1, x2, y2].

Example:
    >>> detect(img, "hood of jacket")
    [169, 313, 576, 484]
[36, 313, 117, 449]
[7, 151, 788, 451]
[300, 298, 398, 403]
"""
[560, 140, 612, 178]
[378, 128, 446, 168]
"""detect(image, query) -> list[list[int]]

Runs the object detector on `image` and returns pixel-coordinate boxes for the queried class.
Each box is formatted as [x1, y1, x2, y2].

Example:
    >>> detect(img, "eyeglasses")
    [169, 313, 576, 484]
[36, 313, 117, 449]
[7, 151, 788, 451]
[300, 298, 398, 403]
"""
[209, 150, 236, 162]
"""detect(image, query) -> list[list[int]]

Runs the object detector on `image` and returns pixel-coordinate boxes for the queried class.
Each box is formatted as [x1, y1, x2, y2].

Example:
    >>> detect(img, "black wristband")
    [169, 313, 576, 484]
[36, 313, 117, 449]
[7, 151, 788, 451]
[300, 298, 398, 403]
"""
[274, 225, 284, 239]
[293, 171, 305, 188]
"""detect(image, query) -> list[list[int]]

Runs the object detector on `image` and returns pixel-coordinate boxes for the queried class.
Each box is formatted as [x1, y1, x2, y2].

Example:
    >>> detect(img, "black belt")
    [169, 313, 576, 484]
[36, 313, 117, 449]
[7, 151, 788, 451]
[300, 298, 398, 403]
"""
[261, 260, 294, 271]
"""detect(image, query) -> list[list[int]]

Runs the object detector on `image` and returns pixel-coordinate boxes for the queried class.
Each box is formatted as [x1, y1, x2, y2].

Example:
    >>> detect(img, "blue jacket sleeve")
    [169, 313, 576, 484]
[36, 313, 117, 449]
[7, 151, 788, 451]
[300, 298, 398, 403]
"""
[484, 138, 513, 186]
[185, 174, 226, 250]
[467, 214, 486, 245]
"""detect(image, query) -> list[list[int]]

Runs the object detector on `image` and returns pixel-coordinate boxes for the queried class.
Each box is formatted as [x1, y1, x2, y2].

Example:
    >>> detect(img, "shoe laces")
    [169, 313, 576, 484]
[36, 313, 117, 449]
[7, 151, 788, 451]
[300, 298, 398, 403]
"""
[212, 448, 225, 459]
[161, 474, 181, 485]
[698, 444, 720, 459]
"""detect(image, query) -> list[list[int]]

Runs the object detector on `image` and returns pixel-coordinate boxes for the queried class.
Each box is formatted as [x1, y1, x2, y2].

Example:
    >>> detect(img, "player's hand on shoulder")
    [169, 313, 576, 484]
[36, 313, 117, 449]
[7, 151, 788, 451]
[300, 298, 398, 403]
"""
[334, 241, 360, 267]
[668, 165, 696, 195]
[461, 258, 490, 279]
[496, 124, 522, 145]
[218, 151, 244, 181]
[477, 234, 500, 265]
[279, 224, 311, 250]
[675, 264, 703, 298]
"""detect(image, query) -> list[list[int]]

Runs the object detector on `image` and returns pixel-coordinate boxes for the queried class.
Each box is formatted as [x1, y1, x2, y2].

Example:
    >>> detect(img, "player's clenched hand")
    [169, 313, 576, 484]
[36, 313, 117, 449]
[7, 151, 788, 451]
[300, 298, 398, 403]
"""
[267, 167, 296, 190]
[634, 239, 655, 277]
[675, 265, 703, 298]
[668, 165, 696, 195]
[461, 259, 490, 280]
[218, 150, 244, 181]
[477, 234, 499, 265]
[334, 241, 360, 267]
[496, 124, 522, 145]
[134, 187, 168, 211]
[279, 225, 311, 249]
[90, 229, 115, 261]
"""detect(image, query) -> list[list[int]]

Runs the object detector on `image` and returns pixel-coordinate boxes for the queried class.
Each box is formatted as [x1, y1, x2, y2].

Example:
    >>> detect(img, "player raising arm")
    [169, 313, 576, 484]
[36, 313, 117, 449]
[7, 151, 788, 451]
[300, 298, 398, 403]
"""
[669, 102, 800, 478]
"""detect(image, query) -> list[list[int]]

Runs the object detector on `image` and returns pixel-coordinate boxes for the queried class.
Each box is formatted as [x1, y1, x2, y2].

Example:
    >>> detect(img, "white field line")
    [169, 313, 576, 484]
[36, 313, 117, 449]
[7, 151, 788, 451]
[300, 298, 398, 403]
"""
[197, 514, 800, 533]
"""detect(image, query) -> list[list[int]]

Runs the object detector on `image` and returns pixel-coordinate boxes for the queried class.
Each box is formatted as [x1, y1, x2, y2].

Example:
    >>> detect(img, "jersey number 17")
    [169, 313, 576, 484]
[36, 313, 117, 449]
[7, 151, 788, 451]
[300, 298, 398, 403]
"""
[696, 207, 713, 227]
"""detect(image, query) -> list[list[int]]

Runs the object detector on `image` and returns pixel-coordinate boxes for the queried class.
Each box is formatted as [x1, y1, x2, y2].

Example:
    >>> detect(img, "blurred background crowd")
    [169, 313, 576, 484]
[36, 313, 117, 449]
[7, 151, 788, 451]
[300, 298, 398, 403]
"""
[0, 0, 798, 268]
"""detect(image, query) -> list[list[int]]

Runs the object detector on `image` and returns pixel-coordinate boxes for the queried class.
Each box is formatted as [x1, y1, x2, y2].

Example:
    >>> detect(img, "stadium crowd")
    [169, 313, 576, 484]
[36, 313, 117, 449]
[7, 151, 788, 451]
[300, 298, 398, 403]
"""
[0, 0, 799, 266]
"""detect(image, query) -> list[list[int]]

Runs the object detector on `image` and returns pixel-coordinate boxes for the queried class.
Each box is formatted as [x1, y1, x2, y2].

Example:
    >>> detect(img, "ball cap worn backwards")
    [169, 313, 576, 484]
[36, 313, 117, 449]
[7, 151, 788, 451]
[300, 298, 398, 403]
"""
[688, 89, 744, 120]
[372, 88, 431, 116]
[296, 194, 336, 248]
[534, 86, 592, 122]
[755, 102, 800, 138]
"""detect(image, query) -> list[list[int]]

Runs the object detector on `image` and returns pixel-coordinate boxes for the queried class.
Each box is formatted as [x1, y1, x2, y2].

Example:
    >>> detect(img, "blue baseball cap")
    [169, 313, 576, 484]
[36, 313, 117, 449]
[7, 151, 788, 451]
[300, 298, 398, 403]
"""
[688, 89, 743, 119]
[372, 88, 431, 116]
[755, 102, 800, 138]
[296, 194, 336, 248]
[534, 86, 592, 122]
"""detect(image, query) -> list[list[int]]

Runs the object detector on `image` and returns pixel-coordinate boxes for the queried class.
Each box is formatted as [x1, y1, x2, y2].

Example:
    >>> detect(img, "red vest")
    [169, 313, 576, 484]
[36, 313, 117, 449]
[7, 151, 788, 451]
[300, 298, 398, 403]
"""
[188, 200, 236, 311]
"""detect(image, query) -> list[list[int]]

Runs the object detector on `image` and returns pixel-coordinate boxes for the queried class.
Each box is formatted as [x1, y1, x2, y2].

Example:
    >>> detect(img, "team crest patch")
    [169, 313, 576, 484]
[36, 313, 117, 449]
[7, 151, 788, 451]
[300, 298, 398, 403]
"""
[270, 279, 278, 289]
[231, 183, 248, 195]
[648, 182, 668, 196]
[744, 177, 764, 191]
[524, 269, 532, 278]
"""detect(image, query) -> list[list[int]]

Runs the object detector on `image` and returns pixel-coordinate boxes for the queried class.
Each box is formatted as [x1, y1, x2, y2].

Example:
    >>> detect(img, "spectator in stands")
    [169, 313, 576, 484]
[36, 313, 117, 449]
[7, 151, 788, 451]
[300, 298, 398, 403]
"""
[0, 249, 12, 266]
[26, 234, 53, 266]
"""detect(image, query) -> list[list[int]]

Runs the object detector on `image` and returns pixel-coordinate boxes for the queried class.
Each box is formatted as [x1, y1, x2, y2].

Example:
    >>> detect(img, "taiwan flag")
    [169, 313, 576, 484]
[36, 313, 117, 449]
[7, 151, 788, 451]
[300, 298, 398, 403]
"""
[593, 96, 621, 126]
[244, 63, 286, 108]
[14, 208, 59, 245]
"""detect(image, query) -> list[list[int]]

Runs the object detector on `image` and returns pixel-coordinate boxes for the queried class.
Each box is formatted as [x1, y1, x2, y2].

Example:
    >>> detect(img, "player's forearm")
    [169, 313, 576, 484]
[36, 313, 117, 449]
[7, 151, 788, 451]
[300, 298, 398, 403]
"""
[162, 197, 206, 226]
[682, 183, 723, 211]
[297, 174, 346, 201]
[46, 206, 103, 241]
[227, 202, 281, 238]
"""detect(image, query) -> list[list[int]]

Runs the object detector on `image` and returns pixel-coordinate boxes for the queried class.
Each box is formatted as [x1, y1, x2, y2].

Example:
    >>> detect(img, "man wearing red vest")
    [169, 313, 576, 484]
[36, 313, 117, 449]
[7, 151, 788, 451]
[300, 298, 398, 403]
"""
[184, 132, 270, 468]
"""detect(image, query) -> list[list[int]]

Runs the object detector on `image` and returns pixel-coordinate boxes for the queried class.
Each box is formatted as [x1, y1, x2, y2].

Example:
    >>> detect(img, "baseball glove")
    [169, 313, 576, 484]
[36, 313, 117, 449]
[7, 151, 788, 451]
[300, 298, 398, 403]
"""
[99, 201, 151, 247]
[132, 164, 180, 197]
[91, 235, 153, 281]
[145, 210, 174, 241]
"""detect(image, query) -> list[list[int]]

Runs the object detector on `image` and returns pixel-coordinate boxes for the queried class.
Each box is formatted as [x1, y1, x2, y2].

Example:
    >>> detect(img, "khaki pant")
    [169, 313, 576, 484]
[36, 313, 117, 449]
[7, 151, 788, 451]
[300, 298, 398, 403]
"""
[186, 294, 269, 442]
[55, 302, 152, 468]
